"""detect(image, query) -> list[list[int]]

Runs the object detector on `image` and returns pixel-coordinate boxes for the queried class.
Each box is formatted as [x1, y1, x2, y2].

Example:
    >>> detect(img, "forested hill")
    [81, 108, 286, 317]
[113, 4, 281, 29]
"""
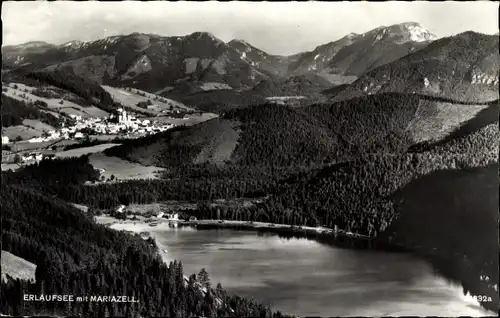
[330, 32, 499, 104]
[0, 164, 290, 317]
[105, 92, 490, 169]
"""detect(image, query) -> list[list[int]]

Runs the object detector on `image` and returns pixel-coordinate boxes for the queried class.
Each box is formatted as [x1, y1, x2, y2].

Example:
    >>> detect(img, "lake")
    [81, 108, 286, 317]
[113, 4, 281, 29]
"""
[152, 226, 495, 317]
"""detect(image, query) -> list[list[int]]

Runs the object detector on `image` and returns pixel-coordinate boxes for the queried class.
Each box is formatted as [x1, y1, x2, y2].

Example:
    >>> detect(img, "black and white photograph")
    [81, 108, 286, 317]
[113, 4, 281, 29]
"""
[1, 1, 499, 317]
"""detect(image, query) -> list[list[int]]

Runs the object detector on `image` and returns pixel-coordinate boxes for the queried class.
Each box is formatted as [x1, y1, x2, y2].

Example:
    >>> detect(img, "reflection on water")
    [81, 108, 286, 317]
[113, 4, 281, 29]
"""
[153, 227, 494, 317]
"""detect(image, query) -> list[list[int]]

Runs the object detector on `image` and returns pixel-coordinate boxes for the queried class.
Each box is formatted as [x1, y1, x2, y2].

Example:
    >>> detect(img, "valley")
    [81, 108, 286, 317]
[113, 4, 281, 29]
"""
[1, 3, 499, 317]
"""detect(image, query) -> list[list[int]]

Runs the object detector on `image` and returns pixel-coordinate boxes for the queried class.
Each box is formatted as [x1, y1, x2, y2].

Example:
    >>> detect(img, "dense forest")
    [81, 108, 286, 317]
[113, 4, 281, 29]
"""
[105, 93, 430, 169]
[223, 93, 420, 165]
[1, 94, 65, 128]
[0, 160, 290, 317]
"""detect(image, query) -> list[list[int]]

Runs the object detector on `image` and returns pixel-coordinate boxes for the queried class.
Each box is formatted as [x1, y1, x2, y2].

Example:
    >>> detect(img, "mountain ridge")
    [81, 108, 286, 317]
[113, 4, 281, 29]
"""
[329, 31, 499, 104]
[2, 22, 442, 95]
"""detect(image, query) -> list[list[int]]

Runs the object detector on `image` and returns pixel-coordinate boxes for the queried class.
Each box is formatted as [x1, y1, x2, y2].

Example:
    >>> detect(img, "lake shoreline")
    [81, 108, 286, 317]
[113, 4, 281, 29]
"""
[95, 216, 498, 315]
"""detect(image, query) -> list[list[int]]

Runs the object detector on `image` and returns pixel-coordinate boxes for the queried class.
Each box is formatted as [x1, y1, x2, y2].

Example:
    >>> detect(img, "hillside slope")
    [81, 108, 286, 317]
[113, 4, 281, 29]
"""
[2, 32, 274, 93]
[227, 39, 291, 76]
[330, 32, 499, 103]
[1, 251, 36, 283]
[104, 93, 491, 169]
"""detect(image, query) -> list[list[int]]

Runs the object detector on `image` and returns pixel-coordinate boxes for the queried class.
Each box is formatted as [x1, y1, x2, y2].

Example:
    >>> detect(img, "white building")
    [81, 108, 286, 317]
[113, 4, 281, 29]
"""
[168, 213, 179, 221]
[22, 152, 43, 162]
[69, 114, 82, 121]
[28, 137, 44, 143]
[116, 205, 126, 213]
[74, 132, 84, 139]
[1, 136, 9, 144]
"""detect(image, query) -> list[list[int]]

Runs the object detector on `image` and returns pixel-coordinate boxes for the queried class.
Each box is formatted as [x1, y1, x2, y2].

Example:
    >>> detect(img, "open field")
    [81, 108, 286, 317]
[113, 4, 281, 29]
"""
[22, 119, 55, 132]
[2, 125, 45, 140]
[102, 85, 193, 115]
[145, 112, 218, 126]
[1, 250, 36, 283]
[1, 163, 21, 172]
[2, 118, 56, 142]
[89, 153, 165, 180]
[55, 143, 121, 158]
[89, 135, 121, 141]
[72, 203, 89, 213]
[6, 139, 61, 152]
[128, 87, 194, 111]
[50, 139, 80, 148]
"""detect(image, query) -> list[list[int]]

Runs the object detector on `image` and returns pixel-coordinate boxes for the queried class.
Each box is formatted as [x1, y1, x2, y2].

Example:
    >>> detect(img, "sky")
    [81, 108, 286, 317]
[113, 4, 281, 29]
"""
[2, 1, 499, 55]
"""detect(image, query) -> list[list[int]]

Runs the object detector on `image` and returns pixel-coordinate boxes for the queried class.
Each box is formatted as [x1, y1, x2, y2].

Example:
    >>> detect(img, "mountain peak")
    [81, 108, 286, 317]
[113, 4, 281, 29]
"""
[229, 39, 250, 46]
[366, 22, 437, 43]
[187, 32, 224, 46]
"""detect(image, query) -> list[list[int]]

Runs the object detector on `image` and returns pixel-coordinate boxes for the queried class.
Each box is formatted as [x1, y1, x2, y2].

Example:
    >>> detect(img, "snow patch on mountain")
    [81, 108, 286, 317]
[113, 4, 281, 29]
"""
[407, 24, 438, 42]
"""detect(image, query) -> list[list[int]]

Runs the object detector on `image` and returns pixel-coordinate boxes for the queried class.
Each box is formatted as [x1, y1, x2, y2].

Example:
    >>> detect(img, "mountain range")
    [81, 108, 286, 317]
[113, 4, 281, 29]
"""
[4, 23, 498, 110]
[0, 23, 458, 96]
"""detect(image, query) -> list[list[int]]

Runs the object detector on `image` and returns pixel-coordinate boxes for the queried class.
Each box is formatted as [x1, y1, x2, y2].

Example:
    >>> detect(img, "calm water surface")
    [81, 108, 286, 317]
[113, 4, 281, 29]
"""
[153, 227, 493, 317]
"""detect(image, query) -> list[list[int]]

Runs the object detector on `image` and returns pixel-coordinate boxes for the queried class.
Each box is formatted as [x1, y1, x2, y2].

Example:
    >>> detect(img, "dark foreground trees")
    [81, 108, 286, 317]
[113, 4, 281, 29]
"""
[0, 164, 290, 317]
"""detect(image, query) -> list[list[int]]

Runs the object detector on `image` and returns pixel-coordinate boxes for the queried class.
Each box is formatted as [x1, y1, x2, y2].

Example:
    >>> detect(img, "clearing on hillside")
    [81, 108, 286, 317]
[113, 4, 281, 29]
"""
[1, 250, 36, 283]
[89, 153, 165, 180]
[2, 125, 48, 140]
[406, 100, 491, 143]
[102, 85, 194, 115]
[55, 143, 121, 158]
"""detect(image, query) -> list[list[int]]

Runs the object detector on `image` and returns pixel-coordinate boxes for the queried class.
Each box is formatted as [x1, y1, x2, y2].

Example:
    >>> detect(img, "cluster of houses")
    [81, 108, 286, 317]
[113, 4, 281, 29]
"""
[106, 108, 174, 134]
[114, 204, 181, 221]
[19, 108, 175, 144]
[19, 151, 55, 163]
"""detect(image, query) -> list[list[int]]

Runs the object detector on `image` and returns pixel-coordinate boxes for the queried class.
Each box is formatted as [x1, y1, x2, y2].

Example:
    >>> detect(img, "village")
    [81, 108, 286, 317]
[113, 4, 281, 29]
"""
[1, 108, 178, 164]
[3, 108, 176, 145]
